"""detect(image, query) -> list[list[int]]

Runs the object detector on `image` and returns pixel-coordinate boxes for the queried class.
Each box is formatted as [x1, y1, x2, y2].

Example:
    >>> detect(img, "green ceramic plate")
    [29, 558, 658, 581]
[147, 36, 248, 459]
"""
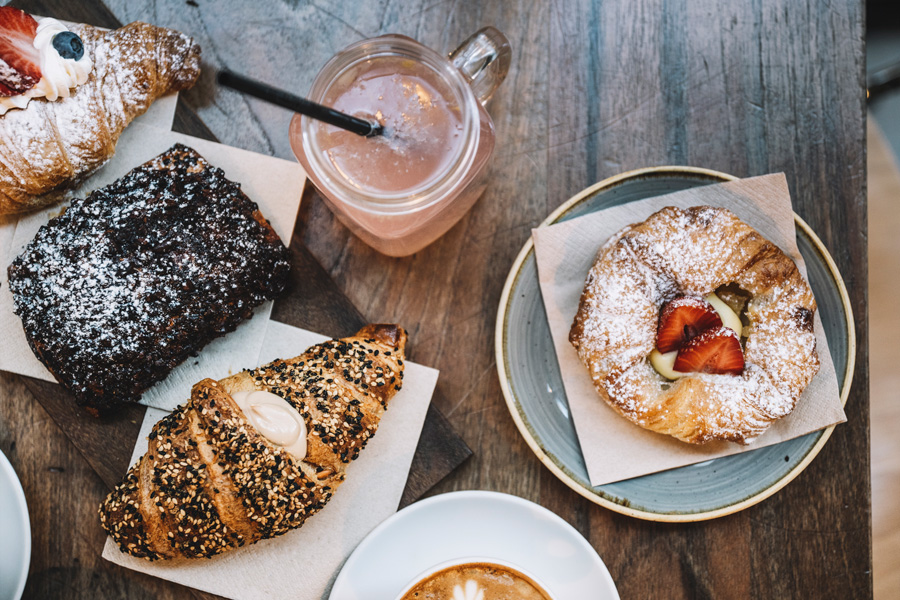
[495, 166, 855, 522]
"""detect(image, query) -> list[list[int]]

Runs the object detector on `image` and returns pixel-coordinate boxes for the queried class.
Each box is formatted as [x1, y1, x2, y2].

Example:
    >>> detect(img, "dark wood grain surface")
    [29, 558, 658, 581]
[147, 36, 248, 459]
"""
[0, 0, 870, 599]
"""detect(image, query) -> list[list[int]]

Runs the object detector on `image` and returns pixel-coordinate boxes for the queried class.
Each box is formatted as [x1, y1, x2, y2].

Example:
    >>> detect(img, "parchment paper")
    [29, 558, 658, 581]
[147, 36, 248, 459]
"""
[102, 320, 439, 600]
[532, 173, 846, 486]
[0, 120, 306, 415]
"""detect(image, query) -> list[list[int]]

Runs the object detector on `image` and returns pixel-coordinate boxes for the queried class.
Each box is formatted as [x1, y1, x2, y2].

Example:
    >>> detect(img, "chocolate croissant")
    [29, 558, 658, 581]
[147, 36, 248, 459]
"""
[99, 324, 406, 560]
[0, 21, 201, 214]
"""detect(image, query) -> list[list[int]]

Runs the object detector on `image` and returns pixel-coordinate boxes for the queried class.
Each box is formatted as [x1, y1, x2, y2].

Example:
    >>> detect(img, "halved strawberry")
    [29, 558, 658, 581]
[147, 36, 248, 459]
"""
[673, 326, 744, 375]
[656, 296, 722, 353]
[0, 7, 41, 97]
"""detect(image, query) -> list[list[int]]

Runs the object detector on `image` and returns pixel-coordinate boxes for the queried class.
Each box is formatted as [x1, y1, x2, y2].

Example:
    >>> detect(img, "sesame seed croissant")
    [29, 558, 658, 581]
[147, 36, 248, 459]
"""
[99, 324, 406, 560]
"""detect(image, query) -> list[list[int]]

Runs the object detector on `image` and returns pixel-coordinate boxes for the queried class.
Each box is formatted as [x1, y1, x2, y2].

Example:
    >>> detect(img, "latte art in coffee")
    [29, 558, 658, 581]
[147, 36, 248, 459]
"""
[400, 562, 552, 600]
[453, 581, 484, 600]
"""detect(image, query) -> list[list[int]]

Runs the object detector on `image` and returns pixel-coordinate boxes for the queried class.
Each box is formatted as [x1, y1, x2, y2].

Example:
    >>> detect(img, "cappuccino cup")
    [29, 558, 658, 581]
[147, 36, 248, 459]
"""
[395, 556, 555, 600]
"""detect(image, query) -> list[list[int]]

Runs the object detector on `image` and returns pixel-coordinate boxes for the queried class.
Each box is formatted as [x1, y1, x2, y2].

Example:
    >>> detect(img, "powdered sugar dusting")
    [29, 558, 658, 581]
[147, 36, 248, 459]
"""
[7, 144, 289, 410]
[0, 20, 200, 212]
[569, 206, 820, 444]
[0, 58, 35, 92]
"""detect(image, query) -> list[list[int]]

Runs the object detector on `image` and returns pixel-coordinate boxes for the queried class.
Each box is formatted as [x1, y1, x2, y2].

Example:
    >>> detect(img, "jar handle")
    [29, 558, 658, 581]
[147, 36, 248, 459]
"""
[449, 27, 511, 105]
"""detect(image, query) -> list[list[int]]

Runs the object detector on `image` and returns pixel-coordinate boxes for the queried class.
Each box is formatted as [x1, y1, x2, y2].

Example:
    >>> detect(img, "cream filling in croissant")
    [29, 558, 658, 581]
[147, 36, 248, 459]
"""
[0, 17, 93, 114]
[231, 390, 308, 460]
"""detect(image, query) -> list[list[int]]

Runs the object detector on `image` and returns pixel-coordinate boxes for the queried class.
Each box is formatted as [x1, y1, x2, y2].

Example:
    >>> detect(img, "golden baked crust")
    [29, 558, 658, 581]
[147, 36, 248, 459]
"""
[569, 206, 819, 444]
[99, 324, 407, 560]
[0, 21, 201, 214]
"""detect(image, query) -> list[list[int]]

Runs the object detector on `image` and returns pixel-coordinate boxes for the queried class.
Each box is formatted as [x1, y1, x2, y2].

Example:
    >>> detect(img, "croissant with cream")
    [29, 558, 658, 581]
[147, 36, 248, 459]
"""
[0, 19, 201, 214]
[99, 324, 406, 560]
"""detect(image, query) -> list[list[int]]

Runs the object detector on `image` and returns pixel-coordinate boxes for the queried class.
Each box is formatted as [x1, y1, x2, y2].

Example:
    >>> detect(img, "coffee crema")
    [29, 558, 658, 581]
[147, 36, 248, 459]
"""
[399, 562, 552, 600]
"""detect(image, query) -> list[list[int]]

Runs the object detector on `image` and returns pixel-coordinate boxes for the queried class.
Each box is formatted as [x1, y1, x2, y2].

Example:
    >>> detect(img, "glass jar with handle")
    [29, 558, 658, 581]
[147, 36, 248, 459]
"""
[290, 27, 510, 257]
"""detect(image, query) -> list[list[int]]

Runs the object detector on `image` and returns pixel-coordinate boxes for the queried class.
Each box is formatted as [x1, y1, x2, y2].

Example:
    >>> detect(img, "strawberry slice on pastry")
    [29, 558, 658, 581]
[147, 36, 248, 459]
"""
[655, 295, 723, 353]
[0, 7, 41, 96]
[673, 326, 745, 375]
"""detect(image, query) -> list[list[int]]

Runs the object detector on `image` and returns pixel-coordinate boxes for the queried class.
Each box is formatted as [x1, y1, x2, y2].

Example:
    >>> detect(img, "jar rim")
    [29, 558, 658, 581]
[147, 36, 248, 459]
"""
[299, 35, 480, 214]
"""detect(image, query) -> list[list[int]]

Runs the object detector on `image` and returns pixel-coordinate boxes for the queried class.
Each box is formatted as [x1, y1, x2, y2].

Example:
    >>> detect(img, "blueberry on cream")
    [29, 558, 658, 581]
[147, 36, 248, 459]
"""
[51, 31, 84, 60]
[0, 17, 93, 114]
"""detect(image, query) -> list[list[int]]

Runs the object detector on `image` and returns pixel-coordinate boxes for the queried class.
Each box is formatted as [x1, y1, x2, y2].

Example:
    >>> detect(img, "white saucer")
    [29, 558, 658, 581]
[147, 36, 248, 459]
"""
[329, 490, 618, 600]
[0, 450, 30, 600]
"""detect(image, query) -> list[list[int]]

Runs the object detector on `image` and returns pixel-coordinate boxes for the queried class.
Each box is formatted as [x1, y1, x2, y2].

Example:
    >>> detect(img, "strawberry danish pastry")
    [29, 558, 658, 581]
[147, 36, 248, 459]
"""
[569, 206, 819, 444]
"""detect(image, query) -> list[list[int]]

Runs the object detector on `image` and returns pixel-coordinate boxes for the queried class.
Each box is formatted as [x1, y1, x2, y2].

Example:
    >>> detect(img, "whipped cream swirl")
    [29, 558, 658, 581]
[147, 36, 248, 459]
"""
[0, 17, 93, 115]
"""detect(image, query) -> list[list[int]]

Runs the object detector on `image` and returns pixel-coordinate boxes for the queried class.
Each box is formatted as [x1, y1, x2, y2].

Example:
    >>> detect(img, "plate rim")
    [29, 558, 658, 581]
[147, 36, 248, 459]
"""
[329, 489, 619, 599]
[0, 449, 30, 600]
[494, 165, 856, 522]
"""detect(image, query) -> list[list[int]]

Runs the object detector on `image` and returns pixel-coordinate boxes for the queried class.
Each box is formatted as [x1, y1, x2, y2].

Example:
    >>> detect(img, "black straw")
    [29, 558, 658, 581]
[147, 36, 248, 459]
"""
[868, 61, 900, 102]
[217, 70, 383, 137]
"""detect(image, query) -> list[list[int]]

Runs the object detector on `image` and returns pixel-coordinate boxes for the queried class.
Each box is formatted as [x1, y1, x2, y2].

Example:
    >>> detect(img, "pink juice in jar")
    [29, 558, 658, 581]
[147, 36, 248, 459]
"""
[291, 33, 503, 257]
[320, 57, 466, 195]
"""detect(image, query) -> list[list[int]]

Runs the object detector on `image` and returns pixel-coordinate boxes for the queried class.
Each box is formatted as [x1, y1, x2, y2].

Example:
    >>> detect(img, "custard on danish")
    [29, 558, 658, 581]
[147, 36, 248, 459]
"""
[569, 206, 819, 444]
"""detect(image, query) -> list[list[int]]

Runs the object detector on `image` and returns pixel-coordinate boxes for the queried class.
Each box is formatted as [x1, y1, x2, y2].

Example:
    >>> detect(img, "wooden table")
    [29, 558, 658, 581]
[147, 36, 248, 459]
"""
[0, 0, 870, 598]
